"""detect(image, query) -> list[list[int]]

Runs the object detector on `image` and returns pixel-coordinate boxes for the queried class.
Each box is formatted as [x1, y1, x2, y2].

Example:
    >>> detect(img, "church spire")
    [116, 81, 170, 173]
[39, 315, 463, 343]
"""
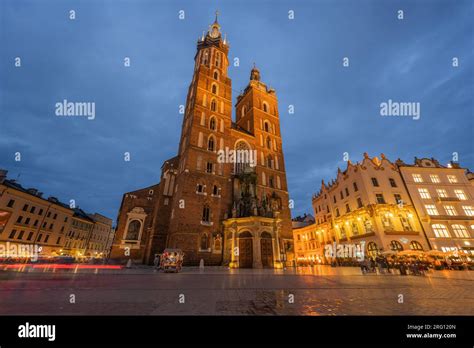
[208, 10, 221, 38]
[250, 63, 261, 81]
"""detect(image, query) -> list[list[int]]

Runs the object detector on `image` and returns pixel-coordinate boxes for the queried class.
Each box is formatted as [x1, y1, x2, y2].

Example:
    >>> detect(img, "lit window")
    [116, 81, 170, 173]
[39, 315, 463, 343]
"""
[443, 205, 457, 216]
[451, 224, 470, 238]
[430, 175, 440, 183]
[431, 224, 450, 238]
[425, 205, 438, 215]
[436, 189, 448, 198]
[412, 174, 423, 183]
[447, 175, 458, 184]
[418, 188, 431, 199]
[462, 206, 474, 216]
[410, 241, 424, 251]
[394, 194, 402, 205]
[454, 190, 467, 200]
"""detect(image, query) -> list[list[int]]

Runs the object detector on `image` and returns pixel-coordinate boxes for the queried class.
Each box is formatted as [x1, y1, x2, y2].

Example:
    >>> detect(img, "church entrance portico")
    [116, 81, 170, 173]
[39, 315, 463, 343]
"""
[223, 217, 283, 269]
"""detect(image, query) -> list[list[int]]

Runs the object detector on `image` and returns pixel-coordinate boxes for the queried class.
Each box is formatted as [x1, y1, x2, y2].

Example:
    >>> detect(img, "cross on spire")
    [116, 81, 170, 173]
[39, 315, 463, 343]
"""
[214, 10, 219, 23]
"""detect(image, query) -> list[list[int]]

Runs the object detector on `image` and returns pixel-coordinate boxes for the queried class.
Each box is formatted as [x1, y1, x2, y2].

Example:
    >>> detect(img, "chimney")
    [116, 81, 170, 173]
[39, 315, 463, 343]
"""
[0, 169, 7, 184]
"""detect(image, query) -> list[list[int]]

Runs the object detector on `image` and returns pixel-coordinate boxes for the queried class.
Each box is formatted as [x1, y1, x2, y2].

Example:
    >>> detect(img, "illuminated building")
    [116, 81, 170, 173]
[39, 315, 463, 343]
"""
[310, 153, 429, 261]
[110, 14, 293, 268]
[397, 158, 474, 254]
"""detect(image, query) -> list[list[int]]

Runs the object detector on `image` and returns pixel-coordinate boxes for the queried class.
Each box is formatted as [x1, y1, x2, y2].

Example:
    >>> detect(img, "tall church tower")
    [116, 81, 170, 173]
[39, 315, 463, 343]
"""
[110, 13, 295, 268]
[167, 13, 234, 264]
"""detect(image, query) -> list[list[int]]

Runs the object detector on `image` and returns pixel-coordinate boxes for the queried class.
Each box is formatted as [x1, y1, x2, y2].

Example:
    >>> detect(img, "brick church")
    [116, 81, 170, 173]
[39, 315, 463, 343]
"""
[110, 14, 294, 268]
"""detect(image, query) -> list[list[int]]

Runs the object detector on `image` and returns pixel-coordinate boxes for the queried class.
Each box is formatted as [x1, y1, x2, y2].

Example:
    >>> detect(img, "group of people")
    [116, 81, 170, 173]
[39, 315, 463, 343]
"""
[359, 255, 429, 276]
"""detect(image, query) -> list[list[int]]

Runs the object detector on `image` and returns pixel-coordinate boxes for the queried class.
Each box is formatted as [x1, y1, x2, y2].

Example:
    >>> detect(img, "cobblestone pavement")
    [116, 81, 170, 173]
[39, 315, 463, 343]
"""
[0, 266, 472, 315]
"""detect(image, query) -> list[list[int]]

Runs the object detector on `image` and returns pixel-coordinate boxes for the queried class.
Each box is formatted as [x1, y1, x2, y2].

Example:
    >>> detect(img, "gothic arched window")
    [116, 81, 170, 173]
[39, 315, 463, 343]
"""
[390, 240, 404, 251]
[208, 136, 215, 151]
[126, 220, 141, 240]
[263, 102, 269, 113]
[367, 242, 378, 257]
[211, 83, 217, 95]
[410, 241, 423, 251]
[234, 140, 251, 174]
[267, 155, 273, 169]
[209, 117, 216, 130]
[269, 176, 274, 188]
[241, 105, 247, 117]
[264, 121, 270, 132]
[211, 99, 217, 112]
[200, 233, 209, 250]
[202, 50, 209, 66]
[266, 136, 272, 149]
[202, 205, 210, 222]
[213, 70, 219, 80]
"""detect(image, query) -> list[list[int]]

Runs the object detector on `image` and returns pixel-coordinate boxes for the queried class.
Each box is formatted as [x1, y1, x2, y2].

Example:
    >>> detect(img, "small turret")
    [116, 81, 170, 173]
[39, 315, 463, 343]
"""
[250, 63, 261, 81]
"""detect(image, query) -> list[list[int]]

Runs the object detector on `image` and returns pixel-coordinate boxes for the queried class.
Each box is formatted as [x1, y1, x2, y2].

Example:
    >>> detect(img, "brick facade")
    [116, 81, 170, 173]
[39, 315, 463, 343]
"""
[110, 16, 294, 267]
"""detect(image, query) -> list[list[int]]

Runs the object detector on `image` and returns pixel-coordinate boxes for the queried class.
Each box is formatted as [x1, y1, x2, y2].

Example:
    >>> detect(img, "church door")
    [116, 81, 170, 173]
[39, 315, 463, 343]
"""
[239, 238, 253, 268]
[260, 237, 274, 267]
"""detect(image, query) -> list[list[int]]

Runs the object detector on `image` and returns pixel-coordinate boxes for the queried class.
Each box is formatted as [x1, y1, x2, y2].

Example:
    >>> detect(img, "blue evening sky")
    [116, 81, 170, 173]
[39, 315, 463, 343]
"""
[1, 0, 473, 222]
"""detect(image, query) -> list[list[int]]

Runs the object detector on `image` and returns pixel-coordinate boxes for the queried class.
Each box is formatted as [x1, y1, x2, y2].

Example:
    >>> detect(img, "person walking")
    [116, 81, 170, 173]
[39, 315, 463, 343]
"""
[153, 254, 161, 270]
